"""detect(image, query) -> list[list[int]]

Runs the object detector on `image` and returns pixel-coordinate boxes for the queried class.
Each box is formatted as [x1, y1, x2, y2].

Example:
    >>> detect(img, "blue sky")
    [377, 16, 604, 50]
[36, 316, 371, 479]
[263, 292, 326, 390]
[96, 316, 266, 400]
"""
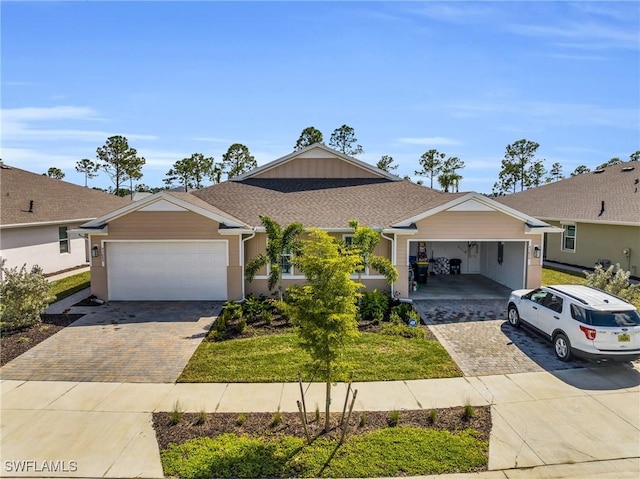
[2, 1, 639, 194]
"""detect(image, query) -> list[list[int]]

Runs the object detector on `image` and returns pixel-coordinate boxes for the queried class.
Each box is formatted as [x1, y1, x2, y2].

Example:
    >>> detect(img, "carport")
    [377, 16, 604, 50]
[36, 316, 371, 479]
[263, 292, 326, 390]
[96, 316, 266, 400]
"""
[408, 239, 528, 299]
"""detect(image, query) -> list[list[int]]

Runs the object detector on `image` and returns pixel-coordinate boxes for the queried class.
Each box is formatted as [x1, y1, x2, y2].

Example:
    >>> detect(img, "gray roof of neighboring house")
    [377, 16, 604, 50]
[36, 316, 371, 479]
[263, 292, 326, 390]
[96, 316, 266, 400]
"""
[0, 163, 132, 227]
[192, 178, 464, 229]
[495, 161, 640, 225]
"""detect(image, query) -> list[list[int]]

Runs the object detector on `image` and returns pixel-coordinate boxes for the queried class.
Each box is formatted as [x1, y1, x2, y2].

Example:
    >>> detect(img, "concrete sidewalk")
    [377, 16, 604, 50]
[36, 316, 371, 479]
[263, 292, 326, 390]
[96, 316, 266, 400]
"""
[1, 364, 639, 478]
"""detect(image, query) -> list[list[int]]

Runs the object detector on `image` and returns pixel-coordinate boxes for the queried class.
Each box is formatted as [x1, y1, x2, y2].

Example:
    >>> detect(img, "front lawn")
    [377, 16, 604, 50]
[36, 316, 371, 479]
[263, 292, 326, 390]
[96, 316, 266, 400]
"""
[155, 408, 490, 478]
[161, 428, 487, 478]
[50, 271, 91, 301]
[541, 267, 587, 287]
[178, 331, 461, 383]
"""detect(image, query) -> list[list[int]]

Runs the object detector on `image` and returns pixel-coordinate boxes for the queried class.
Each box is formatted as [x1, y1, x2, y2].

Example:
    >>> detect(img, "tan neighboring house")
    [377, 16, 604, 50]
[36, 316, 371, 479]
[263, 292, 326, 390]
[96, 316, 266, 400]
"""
[0, 163, 131, 276]
[80, 144, 559, 302]
[496, 161, 640, 279]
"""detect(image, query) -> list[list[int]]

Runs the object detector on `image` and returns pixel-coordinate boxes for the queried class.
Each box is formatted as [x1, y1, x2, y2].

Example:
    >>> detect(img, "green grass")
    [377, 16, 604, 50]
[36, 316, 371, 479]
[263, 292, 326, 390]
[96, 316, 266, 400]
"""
[178, 332, 461, 383]
[542, 267, 639, 309]
[160, 428, 488, 478]
[541, 267, 587, 287]
[49, 271, 91, 302]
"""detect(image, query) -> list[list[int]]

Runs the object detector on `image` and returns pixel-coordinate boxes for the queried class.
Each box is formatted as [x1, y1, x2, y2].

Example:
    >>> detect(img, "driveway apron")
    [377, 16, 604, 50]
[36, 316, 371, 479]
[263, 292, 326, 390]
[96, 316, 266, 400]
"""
[414, 299, 634, 376]
[0, 302, 220, 383]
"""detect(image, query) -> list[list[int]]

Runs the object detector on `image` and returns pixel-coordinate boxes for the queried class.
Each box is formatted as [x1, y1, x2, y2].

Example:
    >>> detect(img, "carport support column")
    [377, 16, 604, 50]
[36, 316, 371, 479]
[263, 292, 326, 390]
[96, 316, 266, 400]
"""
[381, 231, 396, 297]
[241, 231, 256, 300]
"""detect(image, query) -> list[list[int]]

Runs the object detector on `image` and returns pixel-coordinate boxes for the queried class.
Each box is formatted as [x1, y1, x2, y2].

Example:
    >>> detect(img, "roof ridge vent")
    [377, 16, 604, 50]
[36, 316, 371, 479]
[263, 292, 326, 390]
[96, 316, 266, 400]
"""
[621, 166, 635, 172]
[593, 169, 605, 174]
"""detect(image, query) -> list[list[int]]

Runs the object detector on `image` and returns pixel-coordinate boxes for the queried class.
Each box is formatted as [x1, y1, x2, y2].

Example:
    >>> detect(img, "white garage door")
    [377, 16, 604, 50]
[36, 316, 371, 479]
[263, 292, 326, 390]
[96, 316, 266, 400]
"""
[107, 241, 227, 300]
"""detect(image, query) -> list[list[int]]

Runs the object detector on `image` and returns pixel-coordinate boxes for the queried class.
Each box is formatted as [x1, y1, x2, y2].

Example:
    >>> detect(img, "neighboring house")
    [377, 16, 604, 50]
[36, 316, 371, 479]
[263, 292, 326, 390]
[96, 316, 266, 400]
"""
[131, 192, 153, 201]
[496, 161, 640, 279]
[80, 144, 559, 302]
[0, 163, 131, 276]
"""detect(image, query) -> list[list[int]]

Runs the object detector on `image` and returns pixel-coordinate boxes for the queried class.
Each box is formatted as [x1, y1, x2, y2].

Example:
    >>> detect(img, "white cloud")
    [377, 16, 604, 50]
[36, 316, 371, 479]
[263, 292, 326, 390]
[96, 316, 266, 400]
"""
[3, 106, 98, 122]
[0, 147, 83, 172]
[1, 105, 157, 143]
[450, 100, 639, 129]
[508, 20, 639, 50]
[405, 3, 495, 24]
[398, 137, 461, 146]
[189, 136, 231, 144]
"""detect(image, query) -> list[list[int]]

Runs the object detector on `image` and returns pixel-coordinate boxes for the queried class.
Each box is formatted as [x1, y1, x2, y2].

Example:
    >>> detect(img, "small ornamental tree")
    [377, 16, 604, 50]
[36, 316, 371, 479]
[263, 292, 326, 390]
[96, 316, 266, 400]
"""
[347, 220, 398, 286]
[0, 262, 55, 329]
[285, 229, 363, 433]
[584, 263, 639, 304]
[245, 215, 304, 300]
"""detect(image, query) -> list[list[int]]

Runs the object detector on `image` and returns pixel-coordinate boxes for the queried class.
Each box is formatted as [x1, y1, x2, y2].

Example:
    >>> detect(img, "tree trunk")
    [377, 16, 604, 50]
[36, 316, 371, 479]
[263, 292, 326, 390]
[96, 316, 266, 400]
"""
[325, 378, 331, 433]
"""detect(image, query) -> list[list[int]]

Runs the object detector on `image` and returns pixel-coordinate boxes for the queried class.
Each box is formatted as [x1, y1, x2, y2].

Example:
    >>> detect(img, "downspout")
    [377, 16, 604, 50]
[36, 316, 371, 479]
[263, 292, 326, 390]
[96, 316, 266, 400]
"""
[380, 231, 395, 297]
[241, 230, 256, 300]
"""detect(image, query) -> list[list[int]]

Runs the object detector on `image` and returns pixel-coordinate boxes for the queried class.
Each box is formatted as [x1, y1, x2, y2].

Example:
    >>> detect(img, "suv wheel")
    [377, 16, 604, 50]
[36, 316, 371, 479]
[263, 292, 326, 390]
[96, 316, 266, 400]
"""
[507, 305, 521, 327]
[554, 333, 572, 362]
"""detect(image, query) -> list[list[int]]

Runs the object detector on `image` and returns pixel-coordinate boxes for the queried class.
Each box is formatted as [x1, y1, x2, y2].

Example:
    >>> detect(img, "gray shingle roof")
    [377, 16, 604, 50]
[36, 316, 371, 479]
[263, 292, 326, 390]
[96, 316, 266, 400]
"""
[0, 164, 132, 226]
[164, 191, 249, 227]
[192, 178, 463, 229]
[495, 162, 640, 225]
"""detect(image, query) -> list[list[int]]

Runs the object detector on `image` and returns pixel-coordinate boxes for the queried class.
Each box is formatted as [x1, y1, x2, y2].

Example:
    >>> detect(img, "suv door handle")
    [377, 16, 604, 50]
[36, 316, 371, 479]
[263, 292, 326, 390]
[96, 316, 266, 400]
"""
[553, 315, 560, 319]
[533, 306, 538, 310]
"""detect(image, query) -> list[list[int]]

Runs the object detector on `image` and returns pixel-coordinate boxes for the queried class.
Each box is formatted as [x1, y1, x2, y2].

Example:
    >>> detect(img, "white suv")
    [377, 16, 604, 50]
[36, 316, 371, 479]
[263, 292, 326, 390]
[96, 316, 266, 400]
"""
[507, 285, 640, 362]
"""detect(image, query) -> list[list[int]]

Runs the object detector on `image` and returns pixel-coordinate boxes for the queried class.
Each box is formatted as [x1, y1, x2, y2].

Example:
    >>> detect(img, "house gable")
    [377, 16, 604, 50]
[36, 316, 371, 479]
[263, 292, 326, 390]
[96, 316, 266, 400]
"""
[392, 192, 557, 232]
[138, 199, 188, 212]
[81, 191, 249, 230]
[232, 143, 400, 181]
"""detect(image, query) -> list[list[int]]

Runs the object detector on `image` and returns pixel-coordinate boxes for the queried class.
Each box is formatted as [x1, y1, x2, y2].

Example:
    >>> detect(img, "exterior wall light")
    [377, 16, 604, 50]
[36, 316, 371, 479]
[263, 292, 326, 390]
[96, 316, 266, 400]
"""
[91, 245, 100, 258]
[533, 246, 541, 258]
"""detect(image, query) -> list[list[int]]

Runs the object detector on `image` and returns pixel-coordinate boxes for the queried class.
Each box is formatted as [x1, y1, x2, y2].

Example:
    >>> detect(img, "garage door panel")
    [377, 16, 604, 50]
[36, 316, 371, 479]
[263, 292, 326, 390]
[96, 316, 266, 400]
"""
[107, 242, 227, 300]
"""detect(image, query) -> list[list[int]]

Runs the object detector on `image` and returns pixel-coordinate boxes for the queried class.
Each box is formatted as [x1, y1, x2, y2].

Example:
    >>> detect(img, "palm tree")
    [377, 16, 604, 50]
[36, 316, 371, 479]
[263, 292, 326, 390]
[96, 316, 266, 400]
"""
[347, 220, 398, 285]
[245, 215, 305, 300]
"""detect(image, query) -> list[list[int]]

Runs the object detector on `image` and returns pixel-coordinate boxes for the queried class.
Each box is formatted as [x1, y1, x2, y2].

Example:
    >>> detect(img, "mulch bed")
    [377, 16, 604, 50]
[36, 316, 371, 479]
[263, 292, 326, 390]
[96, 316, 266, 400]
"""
[153, 406, 491, 450]
[212, 315, 436, 342]
[0, 314, 84, 366]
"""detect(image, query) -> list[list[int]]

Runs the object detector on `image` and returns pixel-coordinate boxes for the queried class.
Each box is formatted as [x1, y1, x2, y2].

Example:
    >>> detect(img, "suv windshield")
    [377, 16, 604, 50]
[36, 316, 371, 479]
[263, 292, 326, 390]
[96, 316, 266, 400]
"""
[588, 310, 640, 327]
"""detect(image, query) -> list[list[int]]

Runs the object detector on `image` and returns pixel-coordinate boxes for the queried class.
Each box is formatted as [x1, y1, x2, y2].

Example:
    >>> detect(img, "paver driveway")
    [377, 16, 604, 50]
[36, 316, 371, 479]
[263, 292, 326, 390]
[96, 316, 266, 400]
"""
[0, 302, 220, 383]
[414, 299, 635, 376]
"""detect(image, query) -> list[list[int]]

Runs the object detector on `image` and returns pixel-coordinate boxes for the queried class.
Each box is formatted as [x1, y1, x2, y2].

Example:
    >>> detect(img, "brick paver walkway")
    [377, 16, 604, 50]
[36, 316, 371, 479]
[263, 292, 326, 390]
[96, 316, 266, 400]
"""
[1, 302, 221, 382]
[414, 300, 616, 376]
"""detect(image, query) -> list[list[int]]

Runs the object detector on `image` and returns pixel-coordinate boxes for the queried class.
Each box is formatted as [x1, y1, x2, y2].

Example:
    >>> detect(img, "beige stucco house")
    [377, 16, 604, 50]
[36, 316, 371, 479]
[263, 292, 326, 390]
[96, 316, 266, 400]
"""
[0, 162, 131, 277]
[80, 144, 559, 301]
[496, 161, 640, 279]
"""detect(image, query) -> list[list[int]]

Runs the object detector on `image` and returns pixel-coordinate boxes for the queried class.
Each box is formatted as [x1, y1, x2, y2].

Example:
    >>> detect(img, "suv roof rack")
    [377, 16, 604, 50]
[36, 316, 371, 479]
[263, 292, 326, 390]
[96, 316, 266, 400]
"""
[584, 285, 632, 305]
[546, 286, 589, 305]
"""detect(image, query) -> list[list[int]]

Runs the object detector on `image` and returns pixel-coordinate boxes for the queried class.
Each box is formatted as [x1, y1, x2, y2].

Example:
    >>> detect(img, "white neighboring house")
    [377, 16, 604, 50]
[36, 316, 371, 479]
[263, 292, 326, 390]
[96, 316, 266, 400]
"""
[0, 163, 131, 276]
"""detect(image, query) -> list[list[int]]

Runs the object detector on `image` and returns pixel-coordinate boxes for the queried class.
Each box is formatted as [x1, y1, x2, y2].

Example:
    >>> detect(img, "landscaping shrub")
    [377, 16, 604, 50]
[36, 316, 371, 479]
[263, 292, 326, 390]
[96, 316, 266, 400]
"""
[222, 301, 243, 321]
[233, 318, 247, 335]
[390, 302, 414, 322]
[262, 309, 273, 325]
[208, 315, 227, 341]
[242, 294, 263, 323]
[0, 262, 55, 330]
[380, 322, 425, 339]
[359, 289, 389, 323]
[585, 263, 639, 304]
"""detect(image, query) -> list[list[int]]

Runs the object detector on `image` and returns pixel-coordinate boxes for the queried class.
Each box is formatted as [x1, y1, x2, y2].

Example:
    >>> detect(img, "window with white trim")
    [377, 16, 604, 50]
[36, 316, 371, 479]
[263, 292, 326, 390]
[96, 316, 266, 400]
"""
[280, 247, 293, 275]
[343, 234, 369, 275]
[59, 226, 70, 254]
[562, 224, 576, 252]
